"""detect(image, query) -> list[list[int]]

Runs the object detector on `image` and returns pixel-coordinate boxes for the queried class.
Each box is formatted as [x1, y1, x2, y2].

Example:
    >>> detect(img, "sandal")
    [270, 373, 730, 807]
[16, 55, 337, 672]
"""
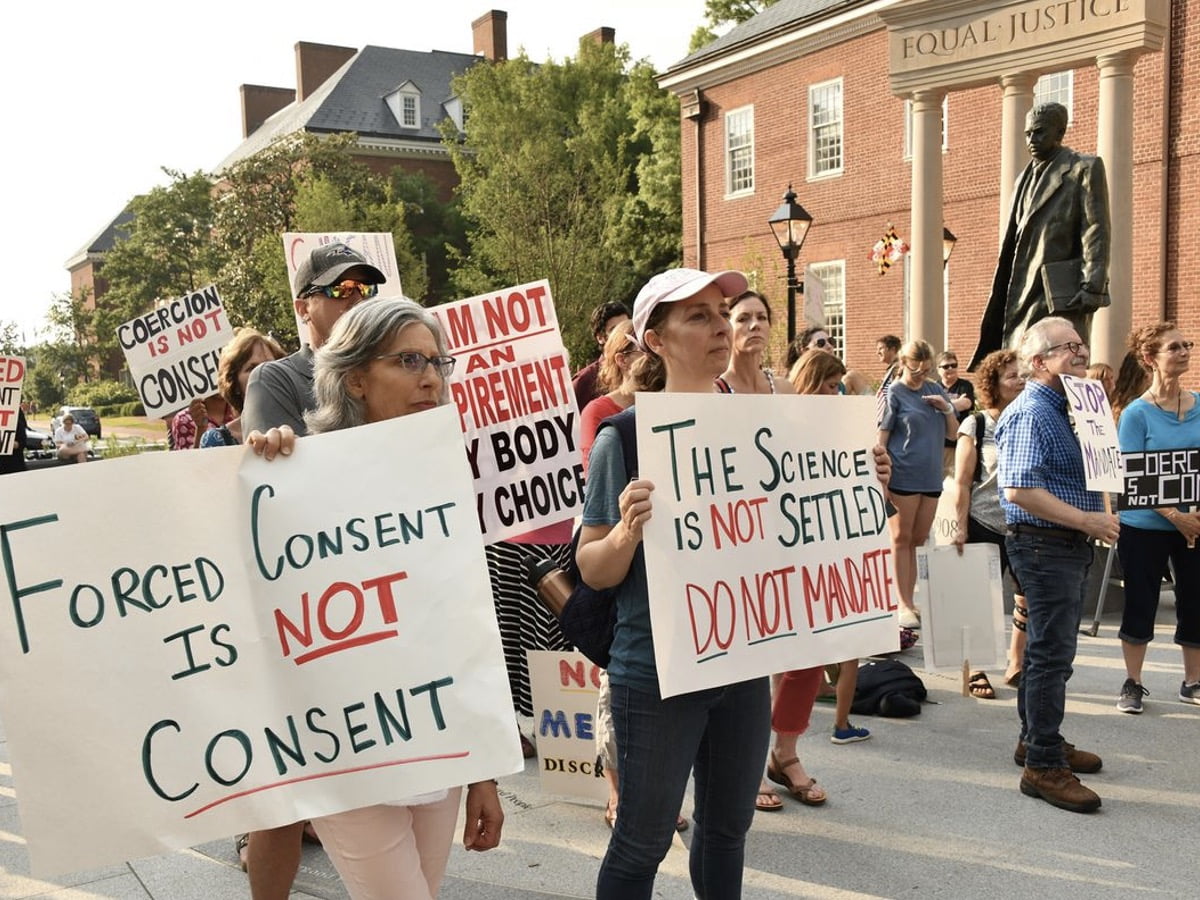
[234, 833, 249, 872]
[1005, 669, 1022, 687]
[676, 814, 690, 832]
[766, 753, 827, 806]
[755, 783, 783, 812]
[604, 802, 617, 829]
[968, 671, 997, 700]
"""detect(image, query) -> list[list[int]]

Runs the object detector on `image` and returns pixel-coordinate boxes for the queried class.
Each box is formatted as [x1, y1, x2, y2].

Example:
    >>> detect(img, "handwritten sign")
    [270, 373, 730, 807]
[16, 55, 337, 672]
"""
[636, 392, 900, 699]
[119, 285, 234, 417]
[1119, 448, 1200, 509]
[527, 650, 608, 802]
[430, 281, 582, 542]
[282, 232, 403, 345]
[1061, 373, 1123, 492]
[0, 407, 521, 876]
[0, 355, 24, 455]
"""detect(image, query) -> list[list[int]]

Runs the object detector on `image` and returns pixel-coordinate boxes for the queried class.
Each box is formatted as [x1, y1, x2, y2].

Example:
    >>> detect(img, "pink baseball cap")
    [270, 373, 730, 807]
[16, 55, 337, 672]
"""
[631, 268, 748, 345]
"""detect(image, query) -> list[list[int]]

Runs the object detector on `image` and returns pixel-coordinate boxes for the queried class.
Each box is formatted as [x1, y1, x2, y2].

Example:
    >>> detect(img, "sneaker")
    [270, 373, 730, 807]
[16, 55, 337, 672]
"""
[1013, 739, 1102, 773]
[1117, 678, 1149, 714]
[1019, 766, 1101, 813]
[897, 606, 921, 629]
[1180, 680, 1200, 704]
[831, 723, 871, 744]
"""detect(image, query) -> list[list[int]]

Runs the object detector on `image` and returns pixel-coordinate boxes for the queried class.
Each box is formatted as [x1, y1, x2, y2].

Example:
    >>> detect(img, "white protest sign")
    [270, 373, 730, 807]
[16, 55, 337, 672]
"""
[527, 650, 608, 802]
[0, 355, 24, 455]
[929, 475, 960, 546]
[430, 281, 582, 542]
[916, 544, 1005, 672]
[636, 392, 900, 699]
[118, 285, 234, 417]
[1061, 373, 1123, 492]
[283, 232, 404, 345]
[0, 406, 521, 876]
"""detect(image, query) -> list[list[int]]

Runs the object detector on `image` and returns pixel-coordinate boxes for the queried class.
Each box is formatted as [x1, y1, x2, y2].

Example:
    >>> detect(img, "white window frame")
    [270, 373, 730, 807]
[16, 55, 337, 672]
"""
[724, 105, 755, 196]
[808, 78, 844, 179]
[903, 95, 949, 160]
[1034, 71, 1074, 119]
[401, 93, 419, 129]
[806, 260, 846, 350]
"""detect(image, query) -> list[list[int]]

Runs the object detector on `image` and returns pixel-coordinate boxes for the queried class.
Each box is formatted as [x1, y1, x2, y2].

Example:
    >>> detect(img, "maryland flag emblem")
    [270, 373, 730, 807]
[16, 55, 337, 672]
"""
[869, 223, 909, 276]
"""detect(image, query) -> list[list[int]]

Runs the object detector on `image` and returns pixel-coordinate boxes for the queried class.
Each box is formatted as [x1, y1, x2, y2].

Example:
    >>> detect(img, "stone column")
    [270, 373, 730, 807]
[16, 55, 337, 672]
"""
[1093, 51, 1136, 367]
[909, 89, 945, 350]
[998, 73, 1036, 240]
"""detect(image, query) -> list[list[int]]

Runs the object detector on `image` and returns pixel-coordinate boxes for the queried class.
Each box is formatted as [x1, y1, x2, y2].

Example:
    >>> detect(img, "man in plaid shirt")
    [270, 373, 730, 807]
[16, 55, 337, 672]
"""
[996, 316, 1119, 813]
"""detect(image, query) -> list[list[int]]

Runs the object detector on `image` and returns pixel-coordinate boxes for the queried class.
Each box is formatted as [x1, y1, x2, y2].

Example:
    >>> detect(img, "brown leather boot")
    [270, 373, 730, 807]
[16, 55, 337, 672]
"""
[1013, 740, 1102, 773]
[1019, 766, 1101, 812]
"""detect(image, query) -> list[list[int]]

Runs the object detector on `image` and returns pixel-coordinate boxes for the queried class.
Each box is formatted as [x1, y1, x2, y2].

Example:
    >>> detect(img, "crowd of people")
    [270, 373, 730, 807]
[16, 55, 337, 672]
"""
[7, 241, 1197, 896]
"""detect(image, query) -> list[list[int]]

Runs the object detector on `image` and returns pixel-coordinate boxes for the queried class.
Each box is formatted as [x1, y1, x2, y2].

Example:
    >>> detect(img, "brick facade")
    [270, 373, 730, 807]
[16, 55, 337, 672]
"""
[679, 2, 1199, 381]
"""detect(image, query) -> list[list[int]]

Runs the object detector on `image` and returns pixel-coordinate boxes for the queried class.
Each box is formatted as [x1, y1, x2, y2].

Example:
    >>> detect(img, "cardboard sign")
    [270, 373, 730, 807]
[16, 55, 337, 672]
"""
[1119, 448, 1200, 509]
[635, 392, 900, 699]
[916, 544, 1005, 672]
[527, 650, 608, 802]
[0, 355, 23, 455]
[282, 232, 404, 346]
[430, 281, 582, 542]
[118, 285, 234, 417]
[0, 407, 521, 876]
[1061, 373, 1123, 492]
[929, 475, 960, 546]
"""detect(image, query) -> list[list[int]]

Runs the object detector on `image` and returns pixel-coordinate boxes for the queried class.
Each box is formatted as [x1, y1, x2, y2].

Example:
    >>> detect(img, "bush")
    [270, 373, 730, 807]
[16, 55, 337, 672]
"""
[69, 379, 139, 408]
[122, 400, 146, 417]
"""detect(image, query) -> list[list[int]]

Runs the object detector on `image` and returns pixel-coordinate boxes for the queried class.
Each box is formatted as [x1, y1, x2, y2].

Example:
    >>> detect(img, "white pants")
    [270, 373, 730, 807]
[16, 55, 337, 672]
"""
[309, 787, 462, 900]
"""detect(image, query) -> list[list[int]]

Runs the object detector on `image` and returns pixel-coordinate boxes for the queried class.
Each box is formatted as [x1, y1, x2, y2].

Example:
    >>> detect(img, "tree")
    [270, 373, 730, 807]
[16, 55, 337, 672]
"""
[443, 39, 681, 365]
[690, 0, 779, 53]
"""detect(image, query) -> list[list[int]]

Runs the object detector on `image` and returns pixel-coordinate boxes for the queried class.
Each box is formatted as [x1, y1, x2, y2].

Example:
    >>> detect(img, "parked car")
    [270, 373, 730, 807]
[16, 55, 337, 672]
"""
[51, 405, 102, 439]
[23, 426, 53, 456]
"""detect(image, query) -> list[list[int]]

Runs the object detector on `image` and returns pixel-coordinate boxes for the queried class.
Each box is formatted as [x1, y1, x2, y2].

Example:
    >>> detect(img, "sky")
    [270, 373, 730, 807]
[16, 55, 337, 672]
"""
[2, 0, 707, 345]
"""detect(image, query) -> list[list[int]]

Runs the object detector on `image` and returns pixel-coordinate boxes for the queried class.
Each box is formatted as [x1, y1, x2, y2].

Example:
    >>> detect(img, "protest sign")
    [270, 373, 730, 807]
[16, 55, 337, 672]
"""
[118, 285, 234, 417]
[0, 355, 23, 455]
[916, 544, 1005, 672]
[283, 232, 403, 345]
[527, 650, 608, 803]
[1061, 373, 1123, 492]
[929, 476, 960, 546]
[1119, 448, 1200, 509]
[429, 281, 582, 542]
[635, 392, 899, 699]
[0, 406, 520, 876]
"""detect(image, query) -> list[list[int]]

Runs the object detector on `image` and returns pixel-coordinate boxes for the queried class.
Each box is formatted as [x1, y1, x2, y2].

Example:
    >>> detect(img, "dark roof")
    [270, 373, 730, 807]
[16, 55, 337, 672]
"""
[671, 0, 874, 69]
[217, 45, 482, 171]
[65, 209, 134, 269]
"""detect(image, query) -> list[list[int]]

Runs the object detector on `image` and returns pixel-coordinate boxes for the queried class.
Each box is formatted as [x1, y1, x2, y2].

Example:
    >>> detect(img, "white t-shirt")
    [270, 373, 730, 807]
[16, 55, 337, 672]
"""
[54, 424, 88, 446]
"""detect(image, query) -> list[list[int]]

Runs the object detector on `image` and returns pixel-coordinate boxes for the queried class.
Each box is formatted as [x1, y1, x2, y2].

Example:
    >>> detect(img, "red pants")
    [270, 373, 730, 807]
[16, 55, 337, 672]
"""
[771, 667, 822, 734]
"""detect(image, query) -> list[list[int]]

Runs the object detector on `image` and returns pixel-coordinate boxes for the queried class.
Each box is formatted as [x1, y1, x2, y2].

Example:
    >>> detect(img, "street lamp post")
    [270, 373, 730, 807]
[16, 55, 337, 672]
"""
[768, 185, 813, 345]
[942, 226, 958, 268]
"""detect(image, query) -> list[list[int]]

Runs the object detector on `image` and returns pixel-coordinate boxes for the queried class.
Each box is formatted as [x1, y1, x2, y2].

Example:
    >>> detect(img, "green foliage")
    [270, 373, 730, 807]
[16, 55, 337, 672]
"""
[0, 320, 21, 355]
[690, 0, 778, 53]
[443, 39, 681, 365]
[68, 379, 139, 408]
[389, 171, 469, 306]
[25, 364, 64, 410]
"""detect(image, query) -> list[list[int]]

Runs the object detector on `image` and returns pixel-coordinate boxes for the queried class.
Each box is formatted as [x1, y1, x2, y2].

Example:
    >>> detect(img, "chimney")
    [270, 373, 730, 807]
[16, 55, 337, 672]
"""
[295, 41, 357, 101]
[472, 10, 508, 62]
[582, 27, 616, 47]
[240, 85, 296, 138]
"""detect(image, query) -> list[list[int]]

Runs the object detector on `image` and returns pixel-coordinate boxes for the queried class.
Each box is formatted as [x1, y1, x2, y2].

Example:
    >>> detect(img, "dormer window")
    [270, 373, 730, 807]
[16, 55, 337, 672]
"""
[385, 81, 422, 130]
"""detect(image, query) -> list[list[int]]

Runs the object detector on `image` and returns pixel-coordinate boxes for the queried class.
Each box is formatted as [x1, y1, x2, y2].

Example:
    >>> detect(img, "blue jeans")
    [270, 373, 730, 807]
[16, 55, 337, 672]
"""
[596, 677, 770, 900]
[1006, 531, 1093, 768]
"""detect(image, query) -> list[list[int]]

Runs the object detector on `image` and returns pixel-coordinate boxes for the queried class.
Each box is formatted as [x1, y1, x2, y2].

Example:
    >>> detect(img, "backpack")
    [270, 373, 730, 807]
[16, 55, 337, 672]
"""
[850, 659, 928, 717]
[527, 408, 639, 669]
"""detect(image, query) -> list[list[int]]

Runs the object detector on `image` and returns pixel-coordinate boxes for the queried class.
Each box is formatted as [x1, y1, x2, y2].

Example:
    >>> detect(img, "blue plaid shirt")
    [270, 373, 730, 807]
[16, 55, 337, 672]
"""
[995, 379, 1101, 527]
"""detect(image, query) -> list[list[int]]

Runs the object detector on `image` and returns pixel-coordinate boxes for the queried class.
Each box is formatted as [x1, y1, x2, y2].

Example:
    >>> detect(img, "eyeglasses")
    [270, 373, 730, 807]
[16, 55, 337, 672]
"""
[812, 337, 836, 349]
[617, 346, 643, 357]
[1044, 340, 1087, 357]
[1161, 341, 1195, 354]
[938, 363, 958, 370]
[903, 362, 931, 374]
[306, 280, 379, 300]
[374, 351, 457, 378]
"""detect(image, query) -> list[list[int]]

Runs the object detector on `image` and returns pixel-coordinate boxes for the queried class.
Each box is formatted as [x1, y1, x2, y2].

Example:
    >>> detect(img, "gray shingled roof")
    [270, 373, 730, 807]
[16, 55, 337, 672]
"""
[64, 209, 135, 268]
[216, 45, 482, 172]
[672, 0, 875, 69]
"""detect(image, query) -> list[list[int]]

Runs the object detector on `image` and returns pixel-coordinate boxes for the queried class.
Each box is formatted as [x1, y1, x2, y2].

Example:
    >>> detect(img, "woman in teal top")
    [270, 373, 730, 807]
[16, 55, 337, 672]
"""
[1114, 322, 1200, 713]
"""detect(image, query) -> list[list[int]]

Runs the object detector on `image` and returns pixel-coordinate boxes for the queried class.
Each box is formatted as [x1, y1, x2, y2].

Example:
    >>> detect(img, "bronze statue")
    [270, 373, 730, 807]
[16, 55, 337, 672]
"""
[970, 102, 1111, 370]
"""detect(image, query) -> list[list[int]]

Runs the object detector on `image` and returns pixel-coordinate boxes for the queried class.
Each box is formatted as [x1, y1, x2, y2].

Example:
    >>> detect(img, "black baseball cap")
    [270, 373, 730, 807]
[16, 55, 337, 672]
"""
[292, 243, 386, 297]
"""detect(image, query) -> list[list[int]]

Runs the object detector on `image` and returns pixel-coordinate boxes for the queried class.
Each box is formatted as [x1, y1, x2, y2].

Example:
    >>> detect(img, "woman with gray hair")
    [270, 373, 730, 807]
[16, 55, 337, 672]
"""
[247, 297, 504, 899]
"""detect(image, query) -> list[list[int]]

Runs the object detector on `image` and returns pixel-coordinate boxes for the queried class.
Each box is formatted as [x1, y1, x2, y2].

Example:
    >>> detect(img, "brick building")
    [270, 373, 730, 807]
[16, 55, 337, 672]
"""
[660, 0, 1195, 378]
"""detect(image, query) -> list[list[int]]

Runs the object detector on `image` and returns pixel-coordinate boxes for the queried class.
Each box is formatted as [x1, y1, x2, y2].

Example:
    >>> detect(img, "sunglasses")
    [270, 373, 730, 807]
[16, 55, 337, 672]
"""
[1161, 341, 1195, 354]
[1044, 340, 1087, 357]
[938, 363, 958, 370]
[374, 351, 456, 378]
[812, 337, 836, 349]
[306, 280, 379, 300]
